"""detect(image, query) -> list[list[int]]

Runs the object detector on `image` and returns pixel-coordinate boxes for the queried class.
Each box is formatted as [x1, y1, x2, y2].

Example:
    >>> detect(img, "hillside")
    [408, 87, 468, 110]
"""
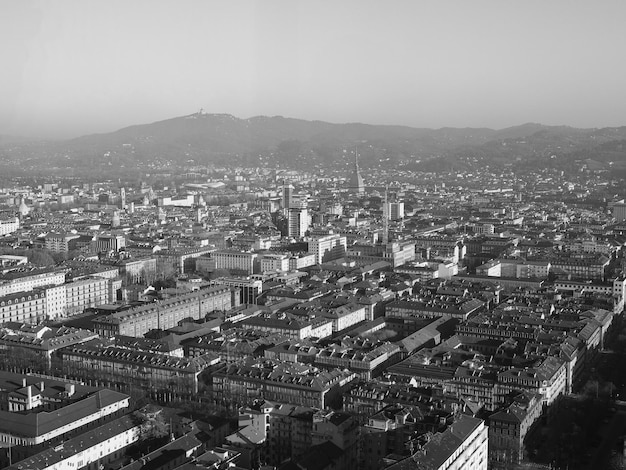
[2, 112, 626, 176]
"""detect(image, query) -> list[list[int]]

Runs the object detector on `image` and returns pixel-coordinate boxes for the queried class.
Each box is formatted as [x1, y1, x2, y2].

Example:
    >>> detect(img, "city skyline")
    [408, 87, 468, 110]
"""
[3, 0, 626, 139]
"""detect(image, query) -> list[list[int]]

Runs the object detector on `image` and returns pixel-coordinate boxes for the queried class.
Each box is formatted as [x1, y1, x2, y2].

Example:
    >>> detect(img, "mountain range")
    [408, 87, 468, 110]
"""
[2, 113, 626, 177]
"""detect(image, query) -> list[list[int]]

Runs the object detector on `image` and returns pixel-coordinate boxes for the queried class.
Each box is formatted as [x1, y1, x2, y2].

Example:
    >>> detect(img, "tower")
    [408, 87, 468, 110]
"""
[382, 185, 389, 245]
[120, 187, 126, 209]
[288, 206, 309, 239]
[349, 148, 365, 195]
[282, 181, 293, 216]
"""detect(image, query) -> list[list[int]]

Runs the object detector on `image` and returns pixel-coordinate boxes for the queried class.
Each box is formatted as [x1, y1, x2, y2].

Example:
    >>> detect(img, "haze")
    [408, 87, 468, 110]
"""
[2, 0, 626, 140]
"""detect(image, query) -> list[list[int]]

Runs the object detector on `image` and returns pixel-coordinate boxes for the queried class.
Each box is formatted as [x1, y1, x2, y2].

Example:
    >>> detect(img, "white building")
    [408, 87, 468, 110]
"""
[386, 202, 405, 221]
[6, 415, 141, 470]
[212, 250, 258, 275]
[260, 253, 290, 273]
[308, 234, 347, 264]
[288, 207, 309, 239]
[0, 217, 19, 235]
[44, 284, 67, 320]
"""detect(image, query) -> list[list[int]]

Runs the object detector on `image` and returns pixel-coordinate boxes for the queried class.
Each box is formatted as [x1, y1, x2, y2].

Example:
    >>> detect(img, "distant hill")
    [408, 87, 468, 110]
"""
[2, 112, 626, 176]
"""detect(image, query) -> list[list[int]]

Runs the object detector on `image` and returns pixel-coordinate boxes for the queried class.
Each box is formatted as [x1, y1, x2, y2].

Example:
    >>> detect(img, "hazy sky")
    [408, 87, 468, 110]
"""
[2, 0, 626, 139]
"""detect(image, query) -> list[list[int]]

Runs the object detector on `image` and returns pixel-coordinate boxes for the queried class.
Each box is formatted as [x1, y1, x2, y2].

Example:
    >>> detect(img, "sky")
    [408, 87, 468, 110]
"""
[2, 0, 626, 139]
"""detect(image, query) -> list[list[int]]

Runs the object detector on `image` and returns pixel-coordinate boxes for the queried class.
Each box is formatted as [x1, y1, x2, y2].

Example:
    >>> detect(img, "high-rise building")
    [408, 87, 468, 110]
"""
[349, 151, 365, 195]
[386, 202, 405, 220]
[288, 207, 309, 239]
[120, 187, 126, 209]
[282, 182, 294, 215]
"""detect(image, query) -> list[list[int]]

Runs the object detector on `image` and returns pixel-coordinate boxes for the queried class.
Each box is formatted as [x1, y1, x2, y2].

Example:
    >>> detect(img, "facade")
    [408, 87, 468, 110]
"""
[64, 276, 111, 316]
[213, 360, 357, 409]
[387, 202, 405, 221]
[116, 257, 157, 285]
[488, 393, 543, 465]
[0, 290, 47, 324]
[387, 415, 488, 470]
[260, 253, 290, 273]
[0, 217, 19, 235]
[0, 325, 97, 370]
[0, 270, 66, 297]
[211, 277, 262, 305]
[43, 284, 67, 320]
[308, 234, 348, 264]
[213, 250, 258, 275]
[92, 286, 232, 337]
[44, 232, 80, 253]
[61, 344, 219, 395]
[347, 241, 415, 268]
[6, 415, 142, 470]
[288, 207, 309, 239]
[156, 246, 215, 274]
[94, 234, 126, 253]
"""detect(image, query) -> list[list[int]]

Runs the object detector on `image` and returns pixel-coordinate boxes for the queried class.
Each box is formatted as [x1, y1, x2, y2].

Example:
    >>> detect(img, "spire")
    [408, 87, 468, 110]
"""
[383, 185, 389, 245]
[349, 147, 364, 195]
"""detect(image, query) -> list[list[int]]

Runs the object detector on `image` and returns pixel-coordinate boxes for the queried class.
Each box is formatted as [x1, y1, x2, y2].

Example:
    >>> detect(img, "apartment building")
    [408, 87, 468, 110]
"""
[213, 360, 357, 409]
[92, 286, 232, 337]
[6, 414, 142, 470]
[0, 290, 47, 324]
[0, 217, 19, 235]
[386, 415, 488, 470]
[44, 232, 80, 253]
[64, 276, 111, 316]
[0, 269, 66, 297]
[212, 250, 258, 275]
[308, 234, 347, 264]
[61, 343, 219, 395]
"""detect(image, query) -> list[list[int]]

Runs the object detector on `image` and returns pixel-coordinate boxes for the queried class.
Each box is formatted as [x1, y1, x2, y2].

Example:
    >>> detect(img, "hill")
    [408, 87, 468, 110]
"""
[2, 112, 626, 176]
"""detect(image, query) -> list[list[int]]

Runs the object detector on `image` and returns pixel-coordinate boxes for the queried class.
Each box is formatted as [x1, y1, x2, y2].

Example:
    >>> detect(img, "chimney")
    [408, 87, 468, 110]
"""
[40, 381, 45, 392]
[22, 378, 27, 387]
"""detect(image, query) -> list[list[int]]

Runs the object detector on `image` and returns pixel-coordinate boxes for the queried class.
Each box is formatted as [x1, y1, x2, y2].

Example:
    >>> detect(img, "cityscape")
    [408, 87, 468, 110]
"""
[2, 2, 626, 470]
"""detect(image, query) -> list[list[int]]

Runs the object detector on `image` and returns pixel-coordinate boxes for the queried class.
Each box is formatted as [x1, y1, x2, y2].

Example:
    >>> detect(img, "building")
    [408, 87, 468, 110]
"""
[156, 246, 215, 274]
[212, 250, 259, 275]
[0, 290, 48, 324]
[92, 286, 233, 337]
[282, 183, 294, 215]
[6, 414, 142, 470]
[308, 234, 348, 264]
[0, 269, 66, 297]
[64, 276, 111, 316]
[44, 232, 80, 253]
[211, 277, 262, 305]
[94, 234, 126, 253]
[613, 202, 626, 222]
[0, 372, 129, 467]
[387, 202, 405, 221]
[260, 253, 290, 273]
[213, 359, 357, 409]
[346, 241, 415, 268]
[115, 257, 157, 285]
[61, 342, 220, 395]
[0, 324, 97, 370]
[0, 217, 19, 236]
[386, 415, 488, 470]
[488, 392, 543, 465]
[288, 207, 309, 239]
